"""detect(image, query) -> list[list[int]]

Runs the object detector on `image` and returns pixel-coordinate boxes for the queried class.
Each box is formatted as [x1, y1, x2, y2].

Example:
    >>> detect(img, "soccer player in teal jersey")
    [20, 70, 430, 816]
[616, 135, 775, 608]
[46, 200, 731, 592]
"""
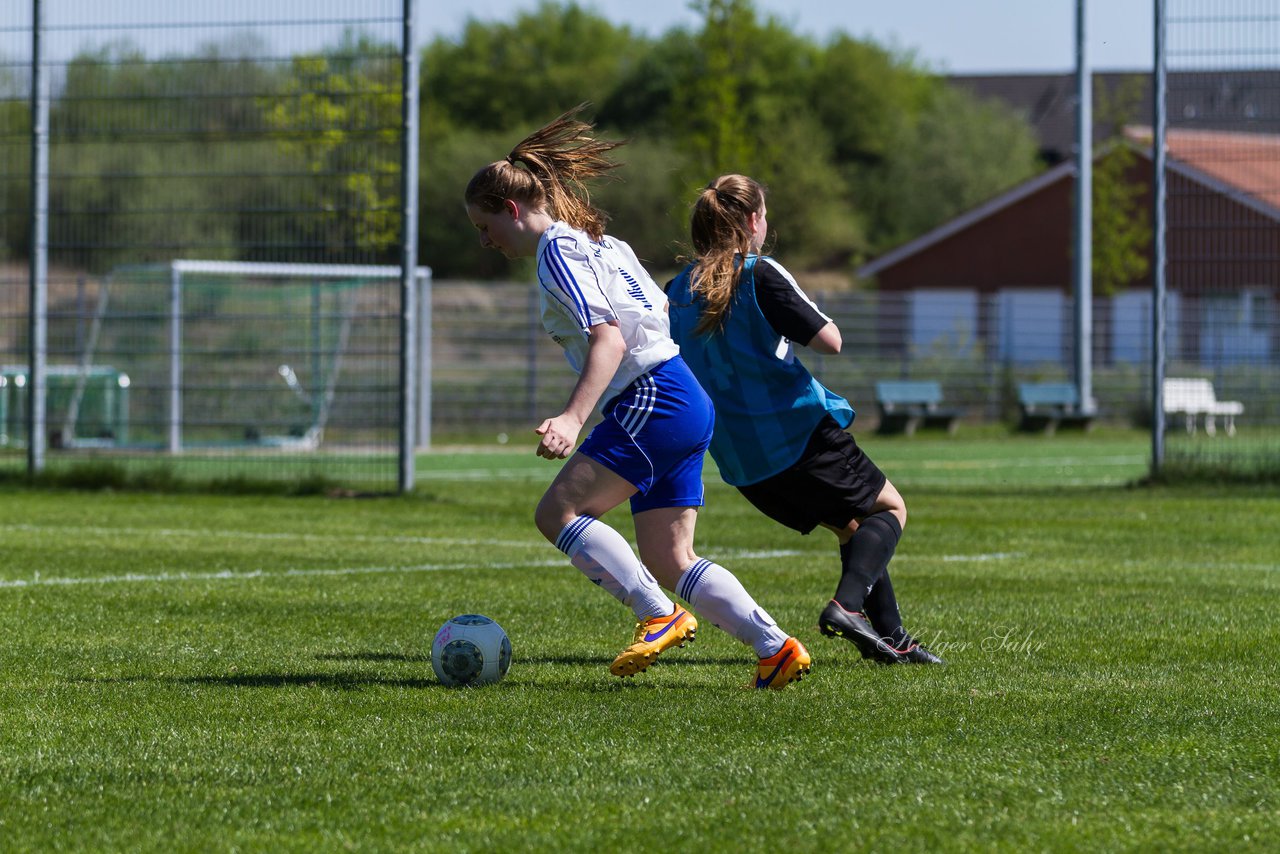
[667, 174, 942, 665]
[464, 109, 810, 688]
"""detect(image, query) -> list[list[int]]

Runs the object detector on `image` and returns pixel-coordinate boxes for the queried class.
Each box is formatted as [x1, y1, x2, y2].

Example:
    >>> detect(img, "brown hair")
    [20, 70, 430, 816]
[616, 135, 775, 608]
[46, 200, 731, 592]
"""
[464, 103, 623, 241]
[686, 174, 767, 335]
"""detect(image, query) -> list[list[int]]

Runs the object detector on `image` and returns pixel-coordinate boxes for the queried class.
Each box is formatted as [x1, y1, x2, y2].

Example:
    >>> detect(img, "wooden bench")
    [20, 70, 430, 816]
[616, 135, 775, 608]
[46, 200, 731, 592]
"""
[1016, 382, 1096, 434]
[1163, 377, 1243, 436]
[874, 380, 964, 435]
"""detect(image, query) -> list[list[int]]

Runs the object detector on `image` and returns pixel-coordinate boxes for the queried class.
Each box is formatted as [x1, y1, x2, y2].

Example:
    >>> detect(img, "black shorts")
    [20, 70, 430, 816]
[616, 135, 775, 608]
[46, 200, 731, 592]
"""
[736, 415, 887, 535]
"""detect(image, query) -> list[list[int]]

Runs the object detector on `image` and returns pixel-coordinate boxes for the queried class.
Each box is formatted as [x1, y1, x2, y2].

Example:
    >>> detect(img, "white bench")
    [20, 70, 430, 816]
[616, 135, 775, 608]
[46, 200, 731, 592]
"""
[1163, 378, 1243, 436]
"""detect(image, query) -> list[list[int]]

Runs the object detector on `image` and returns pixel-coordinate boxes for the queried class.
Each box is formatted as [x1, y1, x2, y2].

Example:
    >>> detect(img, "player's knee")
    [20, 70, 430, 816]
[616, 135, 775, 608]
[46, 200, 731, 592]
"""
[637, 549, 692, 589]
[876, 480, 907, 532]
[533, 494, 571, 543]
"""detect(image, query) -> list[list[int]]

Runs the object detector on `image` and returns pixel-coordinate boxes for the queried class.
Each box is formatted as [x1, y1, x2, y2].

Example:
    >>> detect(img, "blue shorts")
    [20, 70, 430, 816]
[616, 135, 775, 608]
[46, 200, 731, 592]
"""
[578, 356, 712, 514]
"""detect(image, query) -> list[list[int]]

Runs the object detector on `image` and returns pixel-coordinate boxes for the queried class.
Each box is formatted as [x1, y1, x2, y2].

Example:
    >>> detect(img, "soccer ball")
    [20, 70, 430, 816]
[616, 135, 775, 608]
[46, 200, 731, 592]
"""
[431, 614, 512, 687]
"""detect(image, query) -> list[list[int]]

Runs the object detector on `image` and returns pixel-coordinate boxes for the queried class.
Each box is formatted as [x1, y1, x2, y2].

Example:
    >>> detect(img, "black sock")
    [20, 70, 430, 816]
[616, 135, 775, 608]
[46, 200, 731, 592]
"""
[863, 566, 913, 650]
[834, 511, 901, 613]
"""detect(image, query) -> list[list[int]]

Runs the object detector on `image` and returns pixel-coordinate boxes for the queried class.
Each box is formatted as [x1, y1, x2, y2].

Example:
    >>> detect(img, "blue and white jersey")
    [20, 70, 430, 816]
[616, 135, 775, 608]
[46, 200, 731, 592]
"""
[536, 221, 679, 408]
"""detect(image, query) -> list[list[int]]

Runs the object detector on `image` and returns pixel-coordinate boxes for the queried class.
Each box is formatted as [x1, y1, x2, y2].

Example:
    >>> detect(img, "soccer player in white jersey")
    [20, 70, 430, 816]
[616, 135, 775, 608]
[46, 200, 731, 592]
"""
[464, 106, 810, 689]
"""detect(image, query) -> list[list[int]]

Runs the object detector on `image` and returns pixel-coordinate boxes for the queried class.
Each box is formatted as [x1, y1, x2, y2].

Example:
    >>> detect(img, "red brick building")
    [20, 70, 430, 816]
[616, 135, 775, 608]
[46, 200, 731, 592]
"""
[855, 129, 1280, 366]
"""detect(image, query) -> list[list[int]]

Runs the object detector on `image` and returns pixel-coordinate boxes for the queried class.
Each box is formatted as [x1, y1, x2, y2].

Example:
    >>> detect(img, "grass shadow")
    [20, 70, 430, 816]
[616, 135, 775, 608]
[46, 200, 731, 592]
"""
[177, 672, 436, 690]
[314, 651, 430, 663]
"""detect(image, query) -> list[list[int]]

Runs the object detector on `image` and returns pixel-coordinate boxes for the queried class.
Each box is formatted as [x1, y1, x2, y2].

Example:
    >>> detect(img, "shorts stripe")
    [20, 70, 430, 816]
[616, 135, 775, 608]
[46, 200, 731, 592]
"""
[555, 514, 596, 554]
[677, 557, 712, 601]
[618, 373, 656, 434]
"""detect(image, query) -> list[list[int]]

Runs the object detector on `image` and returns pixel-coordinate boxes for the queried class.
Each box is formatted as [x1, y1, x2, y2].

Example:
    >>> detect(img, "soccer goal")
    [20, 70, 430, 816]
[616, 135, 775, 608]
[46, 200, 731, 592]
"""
[40, 260, 431, 489]
[0, 364, 130, 448]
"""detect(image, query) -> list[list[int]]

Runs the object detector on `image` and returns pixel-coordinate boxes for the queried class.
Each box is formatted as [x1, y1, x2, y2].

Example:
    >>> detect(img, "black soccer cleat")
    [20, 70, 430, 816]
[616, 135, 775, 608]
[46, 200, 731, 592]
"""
[817, 600, 904, 664]
[895, 643, 946, 665]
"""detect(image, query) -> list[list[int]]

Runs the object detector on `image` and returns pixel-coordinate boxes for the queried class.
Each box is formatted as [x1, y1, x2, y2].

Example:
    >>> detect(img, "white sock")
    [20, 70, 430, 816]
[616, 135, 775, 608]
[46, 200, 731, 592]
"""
[555, 516, 674, 621]
[675, 559, 788, 658]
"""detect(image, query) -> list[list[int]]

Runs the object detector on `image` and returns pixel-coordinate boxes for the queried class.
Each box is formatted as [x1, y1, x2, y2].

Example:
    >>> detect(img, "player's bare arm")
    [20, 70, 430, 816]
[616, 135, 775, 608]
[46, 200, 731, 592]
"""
[535, 320, 625, 459]
[807, 320, 842, 355]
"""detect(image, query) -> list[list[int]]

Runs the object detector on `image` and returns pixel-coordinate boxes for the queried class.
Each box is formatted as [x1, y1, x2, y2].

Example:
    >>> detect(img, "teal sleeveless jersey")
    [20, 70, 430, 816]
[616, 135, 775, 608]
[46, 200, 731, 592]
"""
[667, 256, 854, 486]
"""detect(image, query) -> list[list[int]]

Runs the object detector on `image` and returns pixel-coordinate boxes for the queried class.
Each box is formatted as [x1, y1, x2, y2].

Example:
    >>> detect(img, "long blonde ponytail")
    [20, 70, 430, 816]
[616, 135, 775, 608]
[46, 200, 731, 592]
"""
[687, 174, 767, 335]
[464, 103, 624, 241]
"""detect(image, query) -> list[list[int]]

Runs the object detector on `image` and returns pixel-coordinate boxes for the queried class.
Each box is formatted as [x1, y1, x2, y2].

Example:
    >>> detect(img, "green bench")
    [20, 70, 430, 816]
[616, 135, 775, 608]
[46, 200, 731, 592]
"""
[1016, 382, 1095, 434]
[874, 380, 964, 435]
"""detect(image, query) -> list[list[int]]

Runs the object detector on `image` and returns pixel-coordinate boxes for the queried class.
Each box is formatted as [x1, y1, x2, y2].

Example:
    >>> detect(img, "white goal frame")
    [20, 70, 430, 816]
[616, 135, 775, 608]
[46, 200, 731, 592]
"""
[155, 260, 431, 482]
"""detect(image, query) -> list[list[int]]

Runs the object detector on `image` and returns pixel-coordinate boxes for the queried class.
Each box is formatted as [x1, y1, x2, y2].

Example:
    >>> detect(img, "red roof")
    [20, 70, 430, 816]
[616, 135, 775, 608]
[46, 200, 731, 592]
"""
[857, 128, 1280, 288]
[1129, 127, 1280, 211]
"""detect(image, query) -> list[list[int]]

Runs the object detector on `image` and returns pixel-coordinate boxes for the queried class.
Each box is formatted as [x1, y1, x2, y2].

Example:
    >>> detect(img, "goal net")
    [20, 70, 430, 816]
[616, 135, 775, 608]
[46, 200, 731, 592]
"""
[21, 260, 428, 489]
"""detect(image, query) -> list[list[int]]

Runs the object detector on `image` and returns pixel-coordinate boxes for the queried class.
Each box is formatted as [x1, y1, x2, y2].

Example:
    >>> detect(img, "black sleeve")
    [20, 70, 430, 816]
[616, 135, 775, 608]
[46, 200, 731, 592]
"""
[751, 257, 831, 344]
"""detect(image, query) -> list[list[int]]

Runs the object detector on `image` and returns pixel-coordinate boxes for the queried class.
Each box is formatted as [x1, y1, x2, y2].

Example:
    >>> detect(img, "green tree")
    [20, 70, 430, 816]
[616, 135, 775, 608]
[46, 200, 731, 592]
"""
[418, 0, 1040, 278]
[0, 59, 29, 264]
[48, 43, 265, 271]
[420, 124, 529, 279]
[1091, 77, 1150, 295]
[808, 35, 932, 168]
[856, 83, 1042, 253]
[260, 47, 402, 259]
[664, 0, 861, 268]
[677, 0, 756, 172]
[423, 2, 645, 133]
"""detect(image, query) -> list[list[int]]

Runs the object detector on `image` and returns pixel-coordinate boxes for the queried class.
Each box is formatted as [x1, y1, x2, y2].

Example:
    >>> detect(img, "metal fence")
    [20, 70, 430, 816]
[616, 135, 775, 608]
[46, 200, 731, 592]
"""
[3, 2, 1278, 490]
[1158, 0, 1280, 478]
[1, 1, 415, 491]
[428, 279, 1280, 440]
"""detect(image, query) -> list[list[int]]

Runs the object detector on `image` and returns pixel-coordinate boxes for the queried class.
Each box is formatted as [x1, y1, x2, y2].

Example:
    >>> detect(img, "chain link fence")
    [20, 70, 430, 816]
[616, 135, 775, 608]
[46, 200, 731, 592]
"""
[427, 281, 1181, 440]
[1160, 0, 1280, 479]
[2, 1, 413, 491]
[3, 2, 1278, 489]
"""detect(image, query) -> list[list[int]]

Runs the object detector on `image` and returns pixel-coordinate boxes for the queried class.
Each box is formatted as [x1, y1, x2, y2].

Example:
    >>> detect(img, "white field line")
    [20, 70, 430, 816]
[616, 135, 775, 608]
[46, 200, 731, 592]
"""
[414, 468, 554, 481]
[900, 477, 1135, 487]
[0, 548, 806, 590]
[2, 524, 808, 558]
[903, 454, 1146, 471]
[417, 456, 1145, 480]
[0, 559, 566, 589]
[6, 548, 1268, 590]
[1119, 559, 1280, 573]
[2, 523, 539, 550]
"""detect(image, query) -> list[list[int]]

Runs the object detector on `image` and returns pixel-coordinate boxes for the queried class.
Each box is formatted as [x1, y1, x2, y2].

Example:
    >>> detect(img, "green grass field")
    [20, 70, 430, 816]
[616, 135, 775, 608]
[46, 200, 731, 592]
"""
[1, 434, 1277, 852]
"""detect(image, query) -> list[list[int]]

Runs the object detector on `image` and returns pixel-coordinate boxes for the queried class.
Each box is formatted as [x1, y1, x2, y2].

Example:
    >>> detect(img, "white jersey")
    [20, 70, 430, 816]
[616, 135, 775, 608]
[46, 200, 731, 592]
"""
[536, 221, 679, 407]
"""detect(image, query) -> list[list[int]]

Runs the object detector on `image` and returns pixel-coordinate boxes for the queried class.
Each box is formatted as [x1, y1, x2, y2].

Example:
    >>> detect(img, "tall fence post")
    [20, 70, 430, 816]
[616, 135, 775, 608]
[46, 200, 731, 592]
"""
[1073, 0, 1094, 414]
[398, 0, 420, 492]
[1151, 0, 1168, 476]
[417, 269, 433, 451]
[27, 0, 49, 474]
[168, 262, 182, 453]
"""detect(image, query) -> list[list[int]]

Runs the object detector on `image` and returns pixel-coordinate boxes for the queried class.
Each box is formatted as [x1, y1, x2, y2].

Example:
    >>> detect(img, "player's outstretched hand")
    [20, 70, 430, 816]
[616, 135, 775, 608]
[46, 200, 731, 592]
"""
[534, 414, 582, 459]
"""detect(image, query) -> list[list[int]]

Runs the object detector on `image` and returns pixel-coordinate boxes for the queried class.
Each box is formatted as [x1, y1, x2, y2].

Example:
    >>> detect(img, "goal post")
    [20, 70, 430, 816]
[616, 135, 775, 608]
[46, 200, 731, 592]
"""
[54, 259, 433, 491]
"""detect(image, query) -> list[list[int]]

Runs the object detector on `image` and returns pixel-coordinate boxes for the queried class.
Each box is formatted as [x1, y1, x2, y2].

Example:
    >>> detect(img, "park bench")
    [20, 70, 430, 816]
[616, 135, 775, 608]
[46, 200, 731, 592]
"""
[1162, 377, 1243, 436]
[1016, 382, 1096, 434]
[874, 380, 964, 435]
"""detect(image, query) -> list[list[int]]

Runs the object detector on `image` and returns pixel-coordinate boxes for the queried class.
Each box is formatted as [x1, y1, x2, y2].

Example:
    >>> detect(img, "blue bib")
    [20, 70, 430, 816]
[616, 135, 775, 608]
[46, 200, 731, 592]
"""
[667, 256, 854, 486]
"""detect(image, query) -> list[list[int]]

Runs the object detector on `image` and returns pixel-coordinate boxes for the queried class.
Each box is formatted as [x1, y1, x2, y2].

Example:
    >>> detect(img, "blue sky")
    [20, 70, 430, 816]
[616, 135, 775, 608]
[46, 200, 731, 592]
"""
[424, 0, 1157, 73]
[15, 0, 1158, 73]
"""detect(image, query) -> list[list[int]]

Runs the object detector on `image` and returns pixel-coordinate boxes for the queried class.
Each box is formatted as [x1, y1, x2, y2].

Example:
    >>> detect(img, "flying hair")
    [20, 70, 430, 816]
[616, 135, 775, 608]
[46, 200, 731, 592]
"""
[463, 103, 624, 241]
[687, 174, 767, 335]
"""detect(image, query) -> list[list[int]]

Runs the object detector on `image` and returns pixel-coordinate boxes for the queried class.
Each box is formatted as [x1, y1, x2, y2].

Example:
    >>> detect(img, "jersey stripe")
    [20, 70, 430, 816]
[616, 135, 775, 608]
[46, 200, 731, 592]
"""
[542, 239, 590, 326]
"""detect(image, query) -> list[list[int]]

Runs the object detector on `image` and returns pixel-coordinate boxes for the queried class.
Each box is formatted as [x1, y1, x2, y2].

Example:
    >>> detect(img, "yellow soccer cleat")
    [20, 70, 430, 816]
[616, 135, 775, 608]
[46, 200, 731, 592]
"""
[754, 636, 812, 690]
[610, 605, 697, 677]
